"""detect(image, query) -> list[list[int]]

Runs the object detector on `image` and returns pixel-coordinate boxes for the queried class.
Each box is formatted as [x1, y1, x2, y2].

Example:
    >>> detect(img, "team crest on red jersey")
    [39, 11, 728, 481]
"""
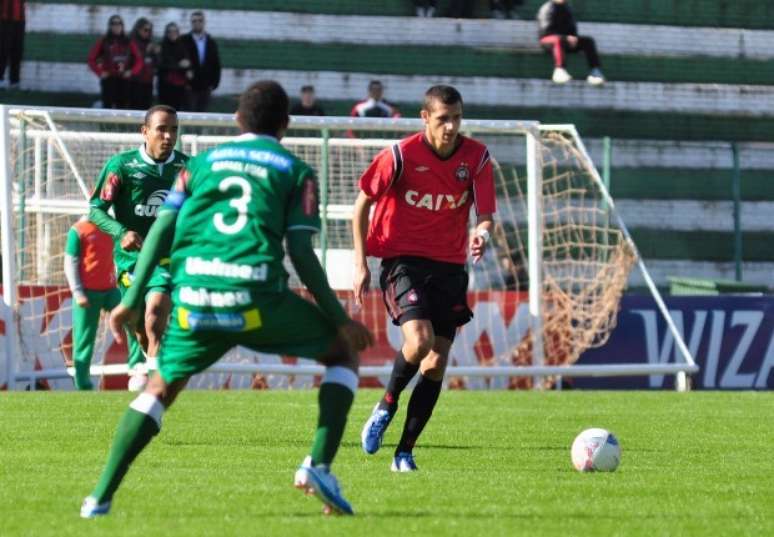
[455, 163, 470, 182]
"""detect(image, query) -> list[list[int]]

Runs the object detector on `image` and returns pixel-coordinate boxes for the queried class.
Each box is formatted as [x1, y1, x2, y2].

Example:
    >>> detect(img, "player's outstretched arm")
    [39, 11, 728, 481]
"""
[287, 230, 374, 351]
[352, 191, 374, 307]
[109, 208, 176, 342]
[287, 230, 349, 326]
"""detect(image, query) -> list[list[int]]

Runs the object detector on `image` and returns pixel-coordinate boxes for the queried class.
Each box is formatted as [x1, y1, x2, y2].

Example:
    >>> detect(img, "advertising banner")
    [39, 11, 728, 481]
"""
[1, 287, 771, 390]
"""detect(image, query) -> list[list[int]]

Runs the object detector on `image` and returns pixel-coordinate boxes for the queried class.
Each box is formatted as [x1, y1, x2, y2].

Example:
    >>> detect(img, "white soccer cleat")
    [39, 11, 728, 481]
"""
[294, 458, 354, 515]
[587, 68, 606, 86]
[80, 496, 111, 518]
[391, 452, 419, 472]
[552, 67, 572, 84]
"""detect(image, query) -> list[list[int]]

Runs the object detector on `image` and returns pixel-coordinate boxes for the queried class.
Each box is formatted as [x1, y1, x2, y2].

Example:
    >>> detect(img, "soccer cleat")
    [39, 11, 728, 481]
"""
[294, 459, 354, 515]
[391, 452, 418, 472]
[552, 67, 572, 84]
[587, 68, 606, 86]
[80, 496, 111, 518]
[361, 403, 394, 454]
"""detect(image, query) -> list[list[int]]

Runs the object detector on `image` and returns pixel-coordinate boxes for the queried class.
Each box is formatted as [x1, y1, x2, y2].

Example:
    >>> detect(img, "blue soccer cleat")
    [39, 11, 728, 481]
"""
[294, 458, 354, 516]
[391, 452, 418, 472]
[80, 496, 111, 518]
[361, 403, 394, 455]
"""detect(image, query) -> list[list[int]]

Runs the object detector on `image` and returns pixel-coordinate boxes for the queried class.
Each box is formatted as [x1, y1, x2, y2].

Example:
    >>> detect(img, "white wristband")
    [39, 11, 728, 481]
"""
[476, 229, 491, 243]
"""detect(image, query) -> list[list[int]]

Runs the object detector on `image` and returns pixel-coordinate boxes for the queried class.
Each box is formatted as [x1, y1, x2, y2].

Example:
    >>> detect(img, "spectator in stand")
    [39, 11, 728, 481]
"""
[0, 0, 25, 89]
[351, 80, 400, 118]
[491, 0, 524, 19]
[128, 18, 159, 110]
[182, 11, 221, 112]
[537, 0, 605, 85]
[88, 15, 143, 109]
[290, 85, 325, 116]
[63, 216, 121, 390]
[447, 0, 474, 18]
[413, 1, 436, 17]
[157, 22, 191, 111]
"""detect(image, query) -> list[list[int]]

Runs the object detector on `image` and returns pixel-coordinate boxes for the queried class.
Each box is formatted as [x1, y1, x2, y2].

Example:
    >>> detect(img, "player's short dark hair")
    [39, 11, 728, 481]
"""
[300, 85, 315, 93]
[423, 85, 463, 112]
[237, 80, 290, 136]
[368, 80, 383, 89]
[144, 104, 177, 126]
[191, 10, 205, 20]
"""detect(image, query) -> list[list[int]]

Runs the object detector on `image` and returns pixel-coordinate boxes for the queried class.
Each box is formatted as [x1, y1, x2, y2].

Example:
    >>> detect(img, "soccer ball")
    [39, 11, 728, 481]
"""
[571, 428, 621, 472]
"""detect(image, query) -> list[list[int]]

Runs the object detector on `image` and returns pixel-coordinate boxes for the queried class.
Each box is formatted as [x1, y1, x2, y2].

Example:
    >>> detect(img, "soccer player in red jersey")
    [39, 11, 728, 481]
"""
[353, 85, 495, 471]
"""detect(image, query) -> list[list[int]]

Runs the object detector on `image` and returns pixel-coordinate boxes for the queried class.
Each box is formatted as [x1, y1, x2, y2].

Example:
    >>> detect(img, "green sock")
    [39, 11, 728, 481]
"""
[310, 367, 357, 466]
[73, 360, 94, 390]
[91, 401, 161, 502]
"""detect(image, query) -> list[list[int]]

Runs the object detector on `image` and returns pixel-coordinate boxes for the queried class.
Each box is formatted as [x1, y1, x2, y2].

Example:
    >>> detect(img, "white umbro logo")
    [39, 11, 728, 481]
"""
[415, 166, 430, 172]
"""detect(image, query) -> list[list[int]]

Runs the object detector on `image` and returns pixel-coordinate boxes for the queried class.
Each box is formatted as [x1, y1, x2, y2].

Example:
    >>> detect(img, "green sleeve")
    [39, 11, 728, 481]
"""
[88, 207, 127, 241]
[64, 227, 81, 257]
[121, 209, 177, 310]
[286, 166, 321, 233]
[89, 158, 128, 240]
[286, 230, 349, 327]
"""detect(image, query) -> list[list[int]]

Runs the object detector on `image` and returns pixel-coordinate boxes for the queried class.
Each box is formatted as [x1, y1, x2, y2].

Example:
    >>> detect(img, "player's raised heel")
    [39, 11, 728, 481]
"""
[391, 452, 418, 472]
[80, 496, 111, 518]
[361, 403, 394, 454]
[294, 456, 316, 495]
[127, 365, 148, 392]
[294, 458, 354, 515]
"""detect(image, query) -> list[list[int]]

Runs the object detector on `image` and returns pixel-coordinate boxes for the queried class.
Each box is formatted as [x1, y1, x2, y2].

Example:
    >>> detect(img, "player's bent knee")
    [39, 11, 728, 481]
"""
[318, 336, 360, 371]
[403, 335, 435, 362]
[421, 353, 448, 379]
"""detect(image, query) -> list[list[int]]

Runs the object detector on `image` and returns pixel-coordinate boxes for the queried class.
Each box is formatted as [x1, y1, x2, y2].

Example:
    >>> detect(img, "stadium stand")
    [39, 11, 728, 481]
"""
[4, 0, 773, 289]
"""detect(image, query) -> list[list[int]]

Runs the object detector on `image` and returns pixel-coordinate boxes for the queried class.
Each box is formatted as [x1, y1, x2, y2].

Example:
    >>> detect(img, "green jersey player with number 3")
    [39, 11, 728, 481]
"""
[89, 105, 189, 390]
[81, 81, 373, 519]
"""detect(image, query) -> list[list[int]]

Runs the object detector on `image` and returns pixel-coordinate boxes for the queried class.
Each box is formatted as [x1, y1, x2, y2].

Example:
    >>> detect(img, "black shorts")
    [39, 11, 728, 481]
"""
[379, 256, 473, 341]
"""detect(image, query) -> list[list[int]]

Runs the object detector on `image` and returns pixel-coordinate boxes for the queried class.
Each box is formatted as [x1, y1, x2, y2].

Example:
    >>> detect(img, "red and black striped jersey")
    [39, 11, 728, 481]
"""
[360, 132, 495, 264]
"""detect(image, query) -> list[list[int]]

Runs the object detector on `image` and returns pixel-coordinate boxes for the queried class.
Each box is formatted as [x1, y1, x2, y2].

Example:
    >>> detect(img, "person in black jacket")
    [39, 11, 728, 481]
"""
[157, 22, 192, 111]
[290, 85, 325, 116]
[182, 11, 220, 112]
[0, 0, 25, 89]
[537, 0, 604, 85]
[128, 18, 158, 110]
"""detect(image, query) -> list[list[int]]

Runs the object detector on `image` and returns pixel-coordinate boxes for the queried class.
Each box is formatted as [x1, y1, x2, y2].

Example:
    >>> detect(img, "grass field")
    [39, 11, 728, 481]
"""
[2, 390, 773, 536]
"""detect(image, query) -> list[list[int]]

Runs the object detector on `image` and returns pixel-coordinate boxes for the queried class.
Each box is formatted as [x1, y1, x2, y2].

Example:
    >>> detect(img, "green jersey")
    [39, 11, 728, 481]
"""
[89, 145, 189, 272]
[167, 133, 320, 298]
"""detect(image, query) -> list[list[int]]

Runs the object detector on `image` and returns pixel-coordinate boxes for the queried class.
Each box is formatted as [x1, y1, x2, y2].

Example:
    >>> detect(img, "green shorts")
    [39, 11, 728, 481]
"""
[158, 289, 338, 383]
[118, 265, 172, 303]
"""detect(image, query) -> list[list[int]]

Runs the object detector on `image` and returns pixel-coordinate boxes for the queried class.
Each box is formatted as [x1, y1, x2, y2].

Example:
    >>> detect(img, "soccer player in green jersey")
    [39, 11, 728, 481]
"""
[80, 81, 373, 518]
[89, 104, 189, 390]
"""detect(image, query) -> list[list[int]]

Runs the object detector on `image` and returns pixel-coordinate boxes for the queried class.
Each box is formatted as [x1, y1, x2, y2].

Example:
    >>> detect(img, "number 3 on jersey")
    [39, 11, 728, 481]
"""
[213, 176, 252, 235]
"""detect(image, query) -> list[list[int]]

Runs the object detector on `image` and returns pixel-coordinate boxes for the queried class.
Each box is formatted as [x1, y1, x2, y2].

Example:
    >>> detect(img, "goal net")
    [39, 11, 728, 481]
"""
[0, 106, 696, 390]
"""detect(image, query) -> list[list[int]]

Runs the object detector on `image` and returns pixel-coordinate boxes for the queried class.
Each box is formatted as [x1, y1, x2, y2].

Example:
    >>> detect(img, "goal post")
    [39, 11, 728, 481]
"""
[0, 105, 698, 391]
